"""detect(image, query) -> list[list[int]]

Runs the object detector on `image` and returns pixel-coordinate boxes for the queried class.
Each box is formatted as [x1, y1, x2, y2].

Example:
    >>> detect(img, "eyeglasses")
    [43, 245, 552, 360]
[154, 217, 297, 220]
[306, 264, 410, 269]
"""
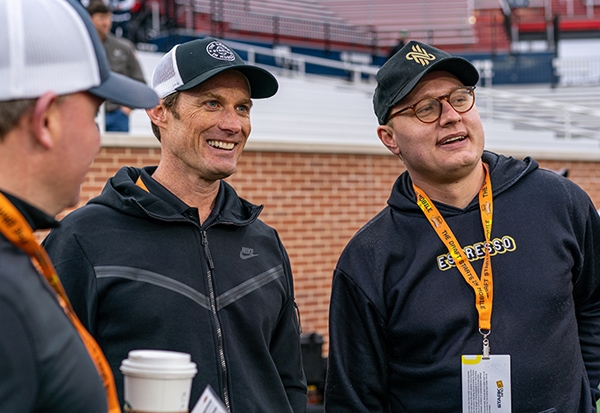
[387, 86, 476, 124]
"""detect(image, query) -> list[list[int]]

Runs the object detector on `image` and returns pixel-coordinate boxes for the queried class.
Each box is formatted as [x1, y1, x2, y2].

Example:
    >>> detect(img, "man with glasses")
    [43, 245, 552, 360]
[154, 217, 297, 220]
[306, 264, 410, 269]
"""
[325, 41, 600, 412]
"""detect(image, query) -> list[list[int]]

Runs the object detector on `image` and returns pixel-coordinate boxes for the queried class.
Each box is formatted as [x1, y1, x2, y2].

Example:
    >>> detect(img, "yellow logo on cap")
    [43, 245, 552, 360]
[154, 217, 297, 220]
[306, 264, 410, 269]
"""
[406, 44, 436, 66]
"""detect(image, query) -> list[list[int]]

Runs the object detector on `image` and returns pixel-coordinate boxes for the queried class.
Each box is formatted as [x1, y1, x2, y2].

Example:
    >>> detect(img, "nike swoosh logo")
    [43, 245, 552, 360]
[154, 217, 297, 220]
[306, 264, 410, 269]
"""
[240, 251, 259, 260]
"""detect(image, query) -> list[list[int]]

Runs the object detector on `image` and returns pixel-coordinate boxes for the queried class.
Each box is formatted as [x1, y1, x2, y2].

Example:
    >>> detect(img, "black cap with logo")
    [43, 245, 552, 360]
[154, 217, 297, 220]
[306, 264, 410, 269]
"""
[152, 37, 279, 99]
[373, 40, 479, 124]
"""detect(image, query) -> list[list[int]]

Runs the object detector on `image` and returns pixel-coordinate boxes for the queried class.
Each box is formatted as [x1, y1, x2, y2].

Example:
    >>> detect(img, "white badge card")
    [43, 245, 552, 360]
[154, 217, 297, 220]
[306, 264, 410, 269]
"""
[191, 385, 228, 413]
[461, 354, 511, 413]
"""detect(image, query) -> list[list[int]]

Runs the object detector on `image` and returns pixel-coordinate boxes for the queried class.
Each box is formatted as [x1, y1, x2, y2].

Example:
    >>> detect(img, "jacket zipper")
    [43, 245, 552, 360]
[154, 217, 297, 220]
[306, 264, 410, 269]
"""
[201, 230, 231, 412]
[136, 195, 251, 411]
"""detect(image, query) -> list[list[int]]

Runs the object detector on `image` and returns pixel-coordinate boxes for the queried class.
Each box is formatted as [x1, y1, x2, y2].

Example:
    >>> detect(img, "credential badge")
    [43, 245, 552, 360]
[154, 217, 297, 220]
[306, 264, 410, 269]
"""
[206, 41, 236, 61]
[405, 44, 436, 66]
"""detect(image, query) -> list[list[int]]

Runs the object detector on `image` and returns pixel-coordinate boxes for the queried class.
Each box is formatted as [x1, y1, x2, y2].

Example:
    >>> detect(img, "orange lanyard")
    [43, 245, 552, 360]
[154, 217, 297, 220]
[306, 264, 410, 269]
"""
[413, 165, 494, 355]
[0, 193, 121, 413]
[135, 176, 149, 192]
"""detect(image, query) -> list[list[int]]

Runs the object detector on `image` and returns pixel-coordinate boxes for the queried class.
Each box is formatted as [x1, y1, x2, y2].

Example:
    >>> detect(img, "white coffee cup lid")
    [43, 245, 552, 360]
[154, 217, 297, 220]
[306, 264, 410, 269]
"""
[120, 349, 198, 379]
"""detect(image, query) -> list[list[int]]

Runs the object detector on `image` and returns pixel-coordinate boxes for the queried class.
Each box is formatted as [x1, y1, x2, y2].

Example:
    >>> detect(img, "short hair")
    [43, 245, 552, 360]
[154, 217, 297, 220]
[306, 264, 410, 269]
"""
[150, 92, 181, 142]
[0, 99, 37, 141]
[87, 1, 111, 16]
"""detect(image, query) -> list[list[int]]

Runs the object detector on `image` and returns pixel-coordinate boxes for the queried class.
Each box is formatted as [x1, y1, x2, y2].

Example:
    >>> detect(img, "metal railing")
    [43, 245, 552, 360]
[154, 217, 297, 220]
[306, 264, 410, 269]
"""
[554, 57, 600, 86]
[225, 39, 380, 82]
[476, 87, 600, 141]
[220, 43, 600, 143]
[165, 0, 477, 51]
[111, 43, 600, 146]
[469, 56, 600, 141]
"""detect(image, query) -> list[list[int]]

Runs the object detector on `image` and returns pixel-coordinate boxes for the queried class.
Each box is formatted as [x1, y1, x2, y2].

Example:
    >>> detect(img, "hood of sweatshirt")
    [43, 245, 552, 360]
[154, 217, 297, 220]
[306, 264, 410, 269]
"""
[88, 166, 262, 225]
[387, 150, 539, 216]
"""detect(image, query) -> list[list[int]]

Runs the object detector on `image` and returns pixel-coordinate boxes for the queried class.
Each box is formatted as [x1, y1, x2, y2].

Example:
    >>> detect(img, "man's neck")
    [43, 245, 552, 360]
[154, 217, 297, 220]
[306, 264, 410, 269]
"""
[96, 30, 108, 42]
[411, 162, 486, 209]
[151, 166, 220, 223]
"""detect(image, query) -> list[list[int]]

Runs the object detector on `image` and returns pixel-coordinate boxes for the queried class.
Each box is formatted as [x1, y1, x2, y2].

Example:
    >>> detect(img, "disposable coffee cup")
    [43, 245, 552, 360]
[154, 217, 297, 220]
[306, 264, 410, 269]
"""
[120, 349, 198, 413]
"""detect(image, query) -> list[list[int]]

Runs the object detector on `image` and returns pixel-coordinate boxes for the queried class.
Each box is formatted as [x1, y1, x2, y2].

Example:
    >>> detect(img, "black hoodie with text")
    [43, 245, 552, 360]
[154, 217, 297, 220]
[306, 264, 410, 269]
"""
[326, 151, 600, 412]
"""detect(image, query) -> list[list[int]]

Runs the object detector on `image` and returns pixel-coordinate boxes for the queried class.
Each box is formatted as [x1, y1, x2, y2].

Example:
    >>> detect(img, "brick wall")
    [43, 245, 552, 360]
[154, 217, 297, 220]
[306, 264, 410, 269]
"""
[58, 146, 600, 354]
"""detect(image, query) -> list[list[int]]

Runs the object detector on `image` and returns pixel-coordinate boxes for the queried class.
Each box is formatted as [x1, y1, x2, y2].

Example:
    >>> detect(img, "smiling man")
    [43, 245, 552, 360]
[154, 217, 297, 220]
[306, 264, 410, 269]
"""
[43, 38, 307, 412]
[325, 41, 600, 412]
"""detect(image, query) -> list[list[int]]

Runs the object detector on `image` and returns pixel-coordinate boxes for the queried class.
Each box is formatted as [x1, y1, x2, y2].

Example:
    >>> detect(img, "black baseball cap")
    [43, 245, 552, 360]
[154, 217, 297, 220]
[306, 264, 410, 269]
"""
[373, 40, 479, 124]
[152, 37, 279, 99]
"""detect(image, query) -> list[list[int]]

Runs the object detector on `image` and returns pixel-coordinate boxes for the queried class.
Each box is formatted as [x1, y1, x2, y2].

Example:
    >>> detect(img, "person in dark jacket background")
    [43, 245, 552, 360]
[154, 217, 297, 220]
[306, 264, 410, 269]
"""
[0, 0, 157, 411]
[44, 38, 307, 412]
[385, 30, 408, 61]
[87, 1, 147, 132]
[325, 40, 600, 412]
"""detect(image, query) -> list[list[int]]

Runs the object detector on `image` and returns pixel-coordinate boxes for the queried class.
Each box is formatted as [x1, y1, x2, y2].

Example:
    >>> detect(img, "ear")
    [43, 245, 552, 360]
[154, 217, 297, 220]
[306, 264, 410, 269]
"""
[146, 101, 168, 128]
[377, 124, 401, 157]
[31, 91, 59, 150]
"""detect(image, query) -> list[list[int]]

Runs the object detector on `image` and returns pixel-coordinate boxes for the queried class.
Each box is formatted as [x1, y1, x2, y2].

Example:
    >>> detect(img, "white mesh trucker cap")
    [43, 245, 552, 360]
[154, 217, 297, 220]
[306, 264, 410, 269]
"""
[0, 0, 158, 108]
[152, 37, 279, 99]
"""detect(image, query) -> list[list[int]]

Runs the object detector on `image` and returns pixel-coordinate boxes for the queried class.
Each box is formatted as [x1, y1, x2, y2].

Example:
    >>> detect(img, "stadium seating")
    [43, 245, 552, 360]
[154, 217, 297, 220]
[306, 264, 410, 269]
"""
[141, 0, 600, 57]
[149, 0, 481, 53]
[319, 0, 478, 47]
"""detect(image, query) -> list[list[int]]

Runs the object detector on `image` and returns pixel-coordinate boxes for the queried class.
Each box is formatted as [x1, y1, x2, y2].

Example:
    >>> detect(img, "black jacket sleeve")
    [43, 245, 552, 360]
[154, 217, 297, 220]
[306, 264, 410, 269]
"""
[572, 200, 600, 405]
[271, 233, 308, 413]
[325, 268, 390, 412]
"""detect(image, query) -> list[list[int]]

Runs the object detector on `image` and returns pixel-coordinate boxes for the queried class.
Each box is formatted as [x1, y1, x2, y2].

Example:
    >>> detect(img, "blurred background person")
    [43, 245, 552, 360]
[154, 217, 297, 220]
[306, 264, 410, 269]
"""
[385, 30, 408, 61]
[88, 1, 147, 132]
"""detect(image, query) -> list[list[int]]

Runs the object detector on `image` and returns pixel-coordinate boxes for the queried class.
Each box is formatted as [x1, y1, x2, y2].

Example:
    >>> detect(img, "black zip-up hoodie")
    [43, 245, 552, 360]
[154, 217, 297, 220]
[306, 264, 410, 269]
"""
[326, 151, 600, 412]
[44, 166, 307, 413]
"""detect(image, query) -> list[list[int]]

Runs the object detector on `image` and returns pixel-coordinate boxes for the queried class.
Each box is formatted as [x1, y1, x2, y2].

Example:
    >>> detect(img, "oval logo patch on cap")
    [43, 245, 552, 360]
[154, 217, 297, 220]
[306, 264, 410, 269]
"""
[206, 41, 236, 61]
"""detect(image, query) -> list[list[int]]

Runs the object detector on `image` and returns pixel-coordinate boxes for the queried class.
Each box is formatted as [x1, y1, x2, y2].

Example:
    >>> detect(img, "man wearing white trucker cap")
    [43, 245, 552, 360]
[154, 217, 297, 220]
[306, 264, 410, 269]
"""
[0, 0, 157, 412]
[325, 41, 600, 412]
[44, 37, 308, 412]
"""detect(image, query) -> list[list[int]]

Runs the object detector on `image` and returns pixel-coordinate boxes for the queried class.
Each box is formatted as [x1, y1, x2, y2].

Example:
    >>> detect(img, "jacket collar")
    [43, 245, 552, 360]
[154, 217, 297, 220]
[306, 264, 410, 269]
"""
[91, 166, 262, 226]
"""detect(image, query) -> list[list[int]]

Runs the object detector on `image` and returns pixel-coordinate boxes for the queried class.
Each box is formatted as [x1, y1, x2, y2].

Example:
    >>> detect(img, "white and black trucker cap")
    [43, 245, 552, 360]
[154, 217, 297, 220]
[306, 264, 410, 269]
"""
[0, 0, 158, 109]
[152, 37, 279, 99]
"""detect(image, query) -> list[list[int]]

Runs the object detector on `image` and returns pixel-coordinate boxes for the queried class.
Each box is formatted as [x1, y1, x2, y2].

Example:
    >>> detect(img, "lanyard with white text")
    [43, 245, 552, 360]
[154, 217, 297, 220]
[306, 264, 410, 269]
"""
[0, 193, 121, 413]
[413, 164, 494, 357]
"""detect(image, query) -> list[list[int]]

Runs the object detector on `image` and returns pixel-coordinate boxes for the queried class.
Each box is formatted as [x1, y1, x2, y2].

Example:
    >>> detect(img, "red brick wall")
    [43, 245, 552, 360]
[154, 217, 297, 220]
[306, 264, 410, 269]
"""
[59, 146, 600, 354]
